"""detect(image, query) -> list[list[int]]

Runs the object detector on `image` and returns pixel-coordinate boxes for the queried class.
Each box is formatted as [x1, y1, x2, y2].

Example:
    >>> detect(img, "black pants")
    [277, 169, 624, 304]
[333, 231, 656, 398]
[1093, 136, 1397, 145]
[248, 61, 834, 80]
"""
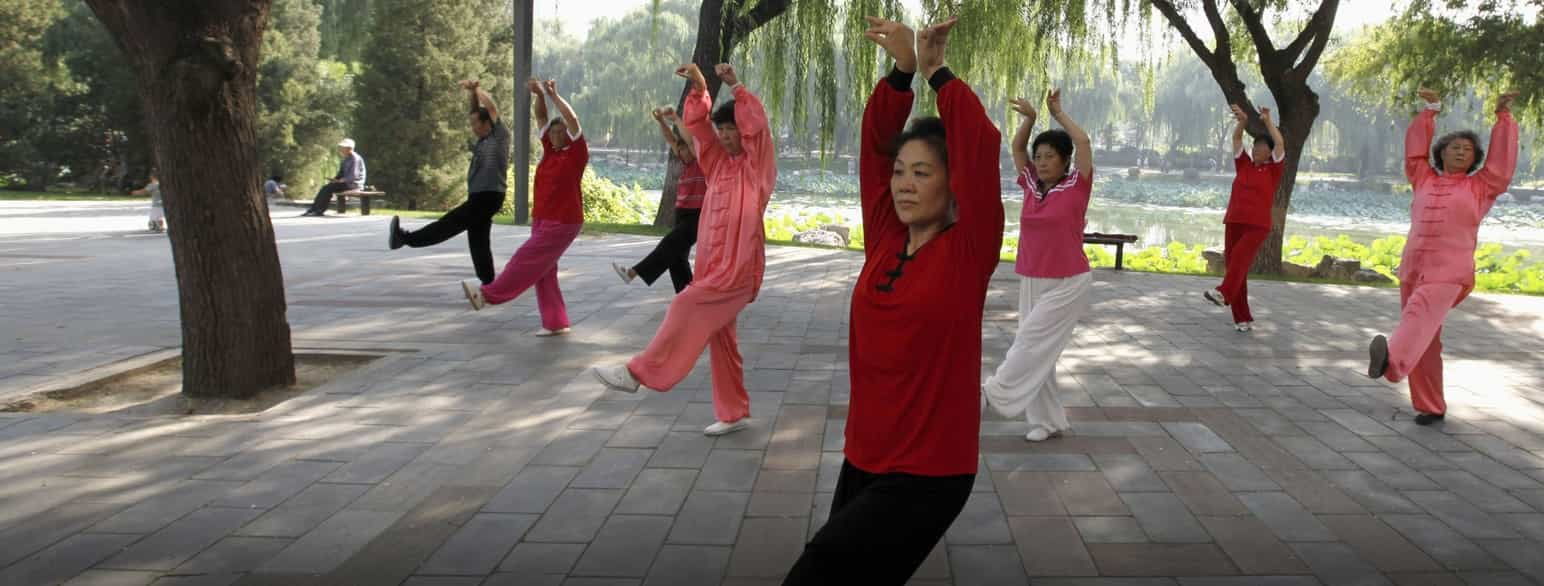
[400, 191, 506, 284]
[306, 182, 355, 214]
[632, 208, 700, 293]
[783, 459, 974, 585]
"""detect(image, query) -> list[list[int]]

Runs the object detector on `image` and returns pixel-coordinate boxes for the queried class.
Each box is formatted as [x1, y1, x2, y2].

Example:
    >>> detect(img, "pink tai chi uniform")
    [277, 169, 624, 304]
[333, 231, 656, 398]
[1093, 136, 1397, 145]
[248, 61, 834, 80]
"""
[1383, 105, 1518, 415]
[625, 84, 777, 423]
[478, 129, 588, 331]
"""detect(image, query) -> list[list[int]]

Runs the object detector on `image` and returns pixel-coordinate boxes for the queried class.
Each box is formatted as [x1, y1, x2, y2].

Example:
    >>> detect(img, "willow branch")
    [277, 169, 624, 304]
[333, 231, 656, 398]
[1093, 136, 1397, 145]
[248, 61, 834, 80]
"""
[1149, 0, 1215, 67]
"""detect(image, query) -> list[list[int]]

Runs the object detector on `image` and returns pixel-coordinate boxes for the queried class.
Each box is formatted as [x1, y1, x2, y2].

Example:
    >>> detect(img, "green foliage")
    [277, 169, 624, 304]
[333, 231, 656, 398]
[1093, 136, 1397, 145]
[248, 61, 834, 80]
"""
[353, 0, 511, 210]
[256, 0, 354, 194]
[581, 168, 656, 224]
[763, 210, 853, 241]
[0, 0, 70, 188]
[1327, 0, 1543, 134]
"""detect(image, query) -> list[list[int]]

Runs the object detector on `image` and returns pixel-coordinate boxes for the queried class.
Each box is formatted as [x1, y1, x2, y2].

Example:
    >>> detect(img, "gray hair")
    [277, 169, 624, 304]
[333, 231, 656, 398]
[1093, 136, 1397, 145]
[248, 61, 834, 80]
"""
[1432, 130, 1484, 175]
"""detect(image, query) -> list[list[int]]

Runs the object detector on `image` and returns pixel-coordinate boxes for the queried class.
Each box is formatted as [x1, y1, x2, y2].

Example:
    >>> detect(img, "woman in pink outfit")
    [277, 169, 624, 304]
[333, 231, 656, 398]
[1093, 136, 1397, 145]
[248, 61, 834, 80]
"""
[1368, 88, 1520, 425]
[592, 62, 776, 437]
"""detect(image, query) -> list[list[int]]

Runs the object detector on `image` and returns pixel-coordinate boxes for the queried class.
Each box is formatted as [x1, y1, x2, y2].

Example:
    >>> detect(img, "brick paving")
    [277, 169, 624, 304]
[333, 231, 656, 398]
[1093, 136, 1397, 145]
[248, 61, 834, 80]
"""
[2, 200, 1544, 585]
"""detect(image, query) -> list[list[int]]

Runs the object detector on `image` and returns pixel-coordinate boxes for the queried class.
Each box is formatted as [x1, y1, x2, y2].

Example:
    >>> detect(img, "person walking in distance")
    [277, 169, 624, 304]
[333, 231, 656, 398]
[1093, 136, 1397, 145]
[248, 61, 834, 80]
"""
[389, 79, 512, 286]
[1368, 88, 1521, 425]
[302, 139, 365, 216]
[611, 106, 707, 293]
[591, 62, 776, 438]
[1202, 103, 1286, 332]
[457, 79, 588, 338]
[784, 17, 1002, 584]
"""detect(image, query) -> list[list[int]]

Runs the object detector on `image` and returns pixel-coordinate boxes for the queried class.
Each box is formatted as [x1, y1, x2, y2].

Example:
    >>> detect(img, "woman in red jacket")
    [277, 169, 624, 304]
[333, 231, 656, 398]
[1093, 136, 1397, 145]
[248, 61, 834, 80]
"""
[783, 15, 1003, 585]
[1202, 103, 1286, 332]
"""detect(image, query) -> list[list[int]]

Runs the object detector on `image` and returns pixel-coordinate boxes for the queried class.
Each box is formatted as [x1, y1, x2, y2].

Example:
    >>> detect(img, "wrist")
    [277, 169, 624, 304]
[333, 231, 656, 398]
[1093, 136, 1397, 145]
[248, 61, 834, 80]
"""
[894, 56, 917, 74]
[1424, 101, 1442, 111]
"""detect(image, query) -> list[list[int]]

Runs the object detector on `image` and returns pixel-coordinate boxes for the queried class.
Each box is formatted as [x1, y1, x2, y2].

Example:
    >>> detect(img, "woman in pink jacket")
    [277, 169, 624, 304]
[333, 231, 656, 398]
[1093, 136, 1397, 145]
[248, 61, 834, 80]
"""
[592, 62, 776, 437]
[1368, 88, 1520, 425]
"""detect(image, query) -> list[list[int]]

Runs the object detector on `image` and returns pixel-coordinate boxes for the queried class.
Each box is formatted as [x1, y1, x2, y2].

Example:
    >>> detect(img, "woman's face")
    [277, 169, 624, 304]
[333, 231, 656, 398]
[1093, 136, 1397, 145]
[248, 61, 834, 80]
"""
[1442, 138, 1476, 173]
[1034, 144, 1068, 182]
[891, 140, 952, 227]
[1251, 141, 1274, 164]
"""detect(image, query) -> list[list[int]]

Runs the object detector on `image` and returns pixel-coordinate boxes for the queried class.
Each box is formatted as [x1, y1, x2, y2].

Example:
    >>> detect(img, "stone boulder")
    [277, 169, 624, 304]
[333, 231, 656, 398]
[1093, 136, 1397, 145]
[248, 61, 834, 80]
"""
[1353, 269, 1394, 284]
[793, 230, 846, 248]
[820, 224, 851, 246]
[1202, 247, 1226, 275]
[1281, 261, 1316, 279]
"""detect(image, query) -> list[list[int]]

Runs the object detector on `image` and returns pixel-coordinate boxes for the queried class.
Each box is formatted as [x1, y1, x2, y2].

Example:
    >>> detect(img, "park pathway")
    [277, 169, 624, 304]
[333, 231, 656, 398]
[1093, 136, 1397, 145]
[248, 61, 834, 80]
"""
[2, 200, 1544, 585]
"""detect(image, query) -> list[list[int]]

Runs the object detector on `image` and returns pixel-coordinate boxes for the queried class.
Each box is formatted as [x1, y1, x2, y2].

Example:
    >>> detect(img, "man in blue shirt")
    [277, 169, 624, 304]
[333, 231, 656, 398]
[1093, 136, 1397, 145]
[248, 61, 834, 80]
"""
[302, 138, 366, 216]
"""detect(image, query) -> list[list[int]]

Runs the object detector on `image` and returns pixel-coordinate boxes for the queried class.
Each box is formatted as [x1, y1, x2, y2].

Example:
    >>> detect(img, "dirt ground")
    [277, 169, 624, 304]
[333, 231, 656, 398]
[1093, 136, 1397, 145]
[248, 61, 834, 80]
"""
[1, 354, 377, 416]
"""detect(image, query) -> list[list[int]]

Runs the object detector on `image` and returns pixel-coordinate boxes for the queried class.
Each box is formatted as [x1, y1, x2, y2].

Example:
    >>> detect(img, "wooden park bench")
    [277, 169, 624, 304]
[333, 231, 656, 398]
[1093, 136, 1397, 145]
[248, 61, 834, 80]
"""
[1083, 232, 1139, 270]
[335, 187, 386, 216]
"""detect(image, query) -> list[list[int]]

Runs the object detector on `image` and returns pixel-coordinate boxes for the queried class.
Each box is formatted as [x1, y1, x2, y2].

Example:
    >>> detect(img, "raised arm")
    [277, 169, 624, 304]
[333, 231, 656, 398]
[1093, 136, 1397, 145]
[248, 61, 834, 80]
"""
[1405, 88, 1442, 187]
[1477, 91, 1521, 198]
[714, 64, 769, 141]
[678, 64, 724, 176]
[858, 17, 918, 252]
[1047, 89, 1092, 177]
[921, 17, 1004, 257]
[1260, 107, 1285, 161]
[544, 80, 581, 138]
[468, 81, 499, 122]
[528, 78, 549, 130]
[1009, 98, 1037, 176]
[1229, 104, 1247, 156]
[653, 108, 695, 164]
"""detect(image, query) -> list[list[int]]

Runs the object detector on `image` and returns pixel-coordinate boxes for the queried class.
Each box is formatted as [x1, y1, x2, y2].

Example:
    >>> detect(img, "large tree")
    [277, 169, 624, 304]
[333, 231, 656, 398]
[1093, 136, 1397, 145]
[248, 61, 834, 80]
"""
[256, 0, 354, 193]
[84, 0, 296, 397]
[649, 0, 794, 227]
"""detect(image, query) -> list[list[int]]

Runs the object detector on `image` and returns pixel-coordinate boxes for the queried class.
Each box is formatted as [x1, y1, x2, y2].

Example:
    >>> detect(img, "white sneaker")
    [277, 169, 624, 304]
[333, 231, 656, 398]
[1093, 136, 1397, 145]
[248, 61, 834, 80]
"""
[533, 327, 571, 337]
[1202, 289, 1225, 307]
[612, 262, 636, 284]
[592, 364, 640, 393]
[1234, 322, 1253, 332]
[1025, 427, 1062, 442]
[460, 279, 486, 311]
[703, 418, 750, 436]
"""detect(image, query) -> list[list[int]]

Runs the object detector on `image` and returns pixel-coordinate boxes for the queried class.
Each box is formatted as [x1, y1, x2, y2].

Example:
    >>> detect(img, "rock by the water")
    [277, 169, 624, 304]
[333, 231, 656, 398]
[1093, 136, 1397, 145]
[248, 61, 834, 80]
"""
[820, 224, 851, 246]
[1202, 247, 1225, 275]
[1353, 269, 1394, 284]
[1282, 262, 1316, 279]
[793, 230, 846, 248]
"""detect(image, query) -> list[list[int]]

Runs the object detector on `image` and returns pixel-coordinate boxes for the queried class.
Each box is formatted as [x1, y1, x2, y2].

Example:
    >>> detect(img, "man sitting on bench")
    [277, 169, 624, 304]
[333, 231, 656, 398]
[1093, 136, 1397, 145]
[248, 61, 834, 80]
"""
[302, 138, 367, 217]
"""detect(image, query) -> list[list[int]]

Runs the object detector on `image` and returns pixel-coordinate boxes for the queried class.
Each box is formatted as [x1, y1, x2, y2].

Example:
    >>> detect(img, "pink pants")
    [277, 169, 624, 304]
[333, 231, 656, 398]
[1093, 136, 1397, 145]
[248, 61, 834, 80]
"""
[1385, 278, 1470, 416]
[627, 285, 753, 423]
[480, 219, 581, 331]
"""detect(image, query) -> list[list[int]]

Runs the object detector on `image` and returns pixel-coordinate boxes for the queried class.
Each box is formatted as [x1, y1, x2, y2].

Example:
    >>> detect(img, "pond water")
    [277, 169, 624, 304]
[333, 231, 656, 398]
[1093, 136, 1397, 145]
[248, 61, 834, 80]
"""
[753, 191, 1544, 258]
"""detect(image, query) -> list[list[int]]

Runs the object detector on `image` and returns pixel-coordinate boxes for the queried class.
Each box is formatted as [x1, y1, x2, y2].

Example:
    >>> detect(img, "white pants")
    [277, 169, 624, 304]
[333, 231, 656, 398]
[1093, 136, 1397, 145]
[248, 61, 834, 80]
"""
[985, 272, 1092, 434]
[147, 205, 164, 225]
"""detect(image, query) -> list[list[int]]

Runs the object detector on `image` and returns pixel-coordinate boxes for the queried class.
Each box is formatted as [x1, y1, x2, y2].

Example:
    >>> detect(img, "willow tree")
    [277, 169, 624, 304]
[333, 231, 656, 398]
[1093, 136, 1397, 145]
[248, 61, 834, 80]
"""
[85, 0, 297, 397]
[1328, 0, 1541, 132]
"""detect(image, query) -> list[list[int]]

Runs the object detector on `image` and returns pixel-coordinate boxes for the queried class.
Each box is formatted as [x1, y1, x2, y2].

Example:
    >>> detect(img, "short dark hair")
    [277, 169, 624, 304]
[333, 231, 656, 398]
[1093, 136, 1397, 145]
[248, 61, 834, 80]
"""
[1031, 129, 1074, 170]
[891, 116, 948, 167]
[1252, 134, 1276, 151]
[711, 100, 737, 127]
[270, 174, 282, 182]
[1432, 130, 1484, 174]
[472, 107, 492, 123]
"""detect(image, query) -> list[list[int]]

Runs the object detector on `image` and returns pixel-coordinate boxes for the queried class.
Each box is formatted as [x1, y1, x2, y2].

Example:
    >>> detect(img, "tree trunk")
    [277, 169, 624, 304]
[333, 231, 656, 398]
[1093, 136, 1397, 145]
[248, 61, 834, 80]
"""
[1252, 78, 1321, 275]
[85, 0, 296, 398]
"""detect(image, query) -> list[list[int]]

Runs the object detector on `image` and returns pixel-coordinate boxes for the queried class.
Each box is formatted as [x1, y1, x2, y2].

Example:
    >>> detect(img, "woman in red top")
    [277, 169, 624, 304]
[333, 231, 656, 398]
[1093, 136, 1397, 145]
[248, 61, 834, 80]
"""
[612, 106, 706, 293]
[1202, 104, 1286, 332]
[783, 16, 1002, 585]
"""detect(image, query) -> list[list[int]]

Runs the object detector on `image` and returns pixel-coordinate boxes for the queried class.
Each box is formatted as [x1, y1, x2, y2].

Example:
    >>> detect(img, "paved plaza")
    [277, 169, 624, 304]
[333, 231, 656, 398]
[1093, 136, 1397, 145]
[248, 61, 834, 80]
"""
[3, 200, 1544, 586]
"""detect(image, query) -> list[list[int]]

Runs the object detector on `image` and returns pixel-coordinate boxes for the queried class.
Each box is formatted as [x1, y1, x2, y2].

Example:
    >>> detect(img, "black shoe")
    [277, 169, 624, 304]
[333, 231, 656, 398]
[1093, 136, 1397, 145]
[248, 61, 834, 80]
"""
[1414, 413, 1445, 426]
[1202, 289, 1224, 307]
[1367, 335, 1389, 379]
[389, 216, 404, 250]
